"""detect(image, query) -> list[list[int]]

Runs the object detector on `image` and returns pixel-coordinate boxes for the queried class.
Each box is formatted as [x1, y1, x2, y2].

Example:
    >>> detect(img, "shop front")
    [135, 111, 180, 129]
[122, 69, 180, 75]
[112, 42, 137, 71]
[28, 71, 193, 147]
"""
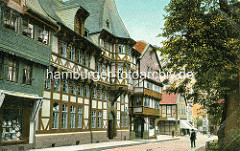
[0, 91, 42, 150]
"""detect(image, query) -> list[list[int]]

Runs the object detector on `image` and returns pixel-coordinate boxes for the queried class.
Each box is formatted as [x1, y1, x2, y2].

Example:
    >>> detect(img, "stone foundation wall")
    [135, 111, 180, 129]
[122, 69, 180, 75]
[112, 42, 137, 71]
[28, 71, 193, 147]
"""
[0, 143, 33, 151]
[35, 131, 109, 149]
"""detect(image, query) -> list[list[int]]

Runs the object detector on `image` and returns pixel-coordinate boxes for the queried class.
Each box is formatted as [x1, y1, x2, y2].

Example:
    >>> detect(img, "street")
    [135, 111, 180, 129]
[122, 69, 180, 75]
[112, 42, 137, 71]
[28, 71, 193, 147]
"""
[102, 133, 217, 151]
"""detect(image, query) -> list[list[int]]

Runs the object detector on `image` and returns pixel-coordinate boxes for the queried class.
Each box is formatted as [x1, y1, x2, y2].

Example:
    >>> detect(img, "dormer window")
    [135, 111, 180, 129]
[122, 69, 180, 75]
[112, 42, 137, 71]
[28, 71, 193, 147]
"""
[38, 25, 49, 45]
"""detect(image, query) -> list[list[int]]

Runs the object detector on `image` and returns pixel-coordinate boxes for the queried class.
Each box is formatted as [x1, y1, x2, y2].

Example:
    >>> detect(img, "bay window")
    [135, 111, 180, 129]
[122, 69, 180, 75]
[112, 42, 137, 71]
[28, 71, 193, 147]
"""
[70, 46, 76, 61]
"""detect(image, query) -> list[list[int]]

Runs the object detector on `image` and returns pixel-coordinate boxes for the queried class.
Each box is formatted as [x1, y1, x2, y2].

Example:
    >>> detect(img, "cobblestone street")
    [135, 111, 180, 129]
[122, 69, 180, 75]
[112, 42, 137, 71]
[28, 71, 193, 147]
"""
[102, 133, 217, 151]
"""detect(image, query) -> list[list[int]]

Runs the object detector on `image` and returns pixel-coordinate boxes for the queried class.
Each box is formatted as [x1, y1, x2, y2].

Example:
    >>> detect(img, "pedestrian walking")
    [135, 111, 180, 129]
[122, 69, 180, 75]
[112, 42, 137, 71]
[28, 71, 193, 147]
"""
[172, 130, 175, 138]
[190, 129, 196, 148]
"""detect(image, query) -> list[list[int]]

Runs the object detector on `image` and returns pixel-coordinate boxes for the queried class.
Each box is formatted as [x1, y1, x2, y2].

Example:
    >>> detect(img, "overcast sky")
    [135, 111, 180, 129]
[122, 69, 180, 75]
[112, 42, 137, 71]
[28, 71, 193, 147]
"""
[114, 0, 170, 47]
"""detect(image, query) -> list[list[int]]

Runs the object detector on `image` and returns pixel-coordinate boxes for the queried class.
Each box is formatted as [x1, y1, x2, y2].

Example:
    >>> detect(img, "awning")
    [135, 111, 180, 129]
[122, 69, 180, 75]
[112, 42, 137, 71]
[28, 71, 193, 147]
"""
[180, 120, 198, 130]
[0, 90, 43, 100]
[0, 90, 43, 121]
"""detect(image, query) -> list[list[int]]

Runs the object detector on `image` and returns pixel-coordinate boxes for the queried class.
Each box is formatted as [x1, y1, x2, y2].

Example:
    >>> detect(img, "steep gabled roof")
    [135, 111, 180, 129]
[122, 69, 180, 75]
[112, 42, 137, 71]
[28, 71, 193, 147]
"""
[135, 41, 148, 54]
[160, 91, 179, 105]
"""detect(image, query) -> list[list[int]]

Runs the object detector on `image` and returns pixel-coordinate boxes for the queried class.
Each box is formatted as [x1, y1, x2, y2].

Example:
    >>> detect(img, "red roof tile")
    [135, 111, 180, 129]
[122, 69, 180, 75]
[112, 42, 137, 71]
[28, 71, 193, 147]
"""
[159, 91, 178, 105]
[135, 41, 148, 54]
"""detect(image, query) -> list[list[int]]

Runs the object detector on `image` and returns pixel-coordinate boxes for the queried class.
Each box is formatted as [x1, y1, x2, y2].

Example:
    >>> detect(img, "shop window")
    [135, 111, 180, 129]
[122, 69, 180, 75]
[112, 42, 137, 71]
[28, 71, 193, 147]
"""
[121, 114, 124, 128]
[85, 53, 90, 67]
[85, 86, 90, 98]
[63, 80, 69, 93]
[61, 104, 68, 129]
[77, 107, 83, 128]
[54, 79, 61, 91]
[167, 106, 172, 115]
[70, 46, 76, 61]
[22, 64, 32, 85]
[61, 42, 68, 57]
[8, 58, 18, 82]
[0, 56, 3, 79]
[71, 82, 77, 95]
[70, 106, 75, 129]
[118, 45, 125, 53]
[97, 112, 102, 128]
[38, 25, 49, 45]
[98, 90, 102, 100]
[1, 108, 23, 142]
[124, 114, 128, 128]
[3, 10, 18, 32]
[78, 49, 83, 64]
[79, 84, 83, 96]
[52, 103, 59, 129]
[91, 111, 96, 128]
[22, 18, 34, 38]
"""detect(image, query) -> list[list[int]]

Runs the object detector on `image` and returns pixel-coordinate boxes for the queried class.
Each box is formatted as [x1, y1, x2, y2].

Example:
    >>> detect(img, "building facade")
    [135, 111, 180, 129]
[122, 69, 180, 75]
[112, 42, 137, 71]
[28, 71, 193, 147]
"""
[0, 0, 54, 150]
[131, 41, 162, 139]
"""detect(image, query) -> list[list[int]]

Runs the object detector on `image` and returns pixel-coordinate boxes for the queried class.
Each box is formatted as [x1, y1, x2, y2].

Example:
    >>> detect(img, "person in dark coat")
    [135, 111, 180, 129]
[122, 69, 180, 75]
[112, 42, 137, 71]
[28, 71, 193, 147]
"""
[190, 129, 196, 148]
[172, 130, 175, 138]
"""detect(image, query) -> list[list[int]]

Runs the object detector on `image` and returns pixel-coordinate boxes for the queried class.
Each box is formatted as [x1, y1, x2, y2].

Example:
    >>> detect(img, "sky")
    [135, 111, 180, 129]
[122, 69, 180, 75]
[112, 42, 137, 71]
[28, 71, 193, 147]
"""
[114, 0, 170, 47]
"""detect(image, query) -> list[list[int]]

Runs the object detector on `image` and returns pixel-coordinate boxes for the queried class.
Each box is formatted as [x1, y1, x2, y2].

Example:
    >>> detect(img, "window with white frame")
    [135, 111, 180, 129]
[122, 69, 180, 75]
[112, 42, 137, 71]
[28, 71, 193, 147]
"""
[97, 112, 102, 128]
[121, 114, 124, 128]
[98, 90, 102, 100]
[100, 39, 104, 47]
[61, 42, 68, 57]
[22, 64, 32, 85]
[167, 106, 172, 115]
[124, 114, 128, 128]
[104, 91, 108, 101]
[118, 44, 125, 53]
[8, 58, 18, 82]
[144, 97, 149, 107]
[78, 49, 83, 64]
[77, 107, 83, 128]
[70, 46, 76, 61]
[22, 18, 34, 38]
[52, 103, 59, 129]
[3, 10, 18, 32]
[93, 87, 97, 99]
[54, 79, 61, 91]
[38, 25, 49, 45]
[63, 80, 69, 93]
[118, 66, 123, 78]
[70, 106, 75, 129]
[79, 84, 83, 96]
[91, 111, 96, 128]
[97, 62, 101, 72]
[121, 94, 125, 105]
[85, 86, 90, 97]
[61, 104, 68, 129]
[85, 53, 89, 67]
[71, 82, 77, 95]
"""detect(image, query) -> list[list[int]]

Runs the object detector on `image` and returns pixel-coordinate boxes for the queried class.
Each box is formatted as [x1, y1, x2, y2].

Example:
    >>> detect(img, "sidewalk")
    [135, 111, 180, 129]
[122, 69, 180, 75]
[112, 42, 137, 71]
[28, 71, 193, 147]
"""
[30, 135, 179, 151]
